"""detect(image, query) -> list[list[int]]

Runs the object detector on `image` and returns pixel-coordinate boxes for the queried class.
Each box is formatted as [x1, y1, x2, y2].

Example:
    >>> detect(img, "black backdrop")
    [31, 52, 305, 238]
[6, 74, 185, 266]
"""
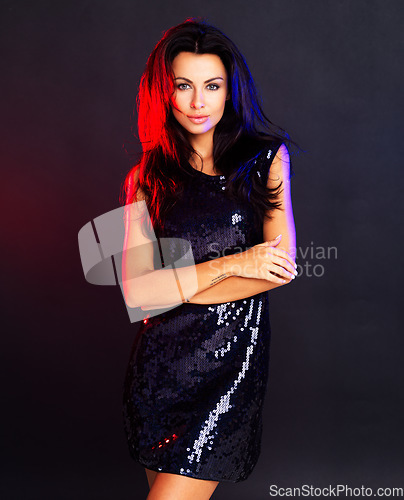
[1, 1, 403, 499]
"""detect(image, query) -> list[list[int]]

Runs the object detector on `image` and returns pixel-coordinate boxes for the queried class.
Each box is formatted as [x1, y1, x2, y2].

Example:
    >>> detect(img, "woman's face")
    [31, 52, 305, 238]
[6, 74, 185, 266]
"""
[170, 52, 230, 139]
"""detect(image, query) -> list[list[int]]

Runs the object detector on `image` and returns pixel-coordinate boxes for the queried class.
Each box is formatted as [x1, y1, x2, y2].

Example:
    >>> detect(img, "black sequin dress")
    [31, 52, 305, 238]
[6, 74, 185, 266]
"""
[122, 142, 283, 483]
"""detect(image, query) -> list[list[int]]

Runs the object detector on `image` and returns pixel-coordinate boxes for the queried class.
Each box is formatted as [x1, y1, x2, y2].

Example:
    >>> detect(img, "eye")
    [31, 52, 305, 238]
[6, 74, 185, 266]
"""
[176, 83, 221, 91]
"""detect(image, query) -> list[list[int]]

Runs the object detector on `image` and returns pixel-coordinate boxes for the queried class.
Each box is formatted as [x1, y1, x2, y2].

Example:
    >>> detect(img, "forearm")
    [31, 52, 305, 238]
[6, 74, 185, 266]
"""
[188, 275, 284, 304]
[125, 254, 233, 308]
[188, 234, 297, 304]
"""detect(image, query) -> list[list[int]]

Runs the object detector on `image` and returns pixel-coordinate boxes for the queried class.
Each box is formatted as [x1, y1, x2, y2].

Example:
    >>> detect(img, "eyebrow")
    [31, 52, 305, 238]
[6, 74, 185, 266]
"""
[174, 76, 224, 83]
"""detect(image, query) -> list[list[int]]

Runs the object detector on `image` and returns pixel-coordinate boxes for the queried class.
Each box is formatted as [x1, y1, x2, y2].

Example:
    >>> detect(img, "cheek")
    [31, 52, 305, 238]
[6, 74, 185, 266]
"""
[172, 107, 185, 122]
[213, 92, 228, 110]
[171, 106, 186, 125]
[173, 92, 187, 109]
[170, 101, 183, 120]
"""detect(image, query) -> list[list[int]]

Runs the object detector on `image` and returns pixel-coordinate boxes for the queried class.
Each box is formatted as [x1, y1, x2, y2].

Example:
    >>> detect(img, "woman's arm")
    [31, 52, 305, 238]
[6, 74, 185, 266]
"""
[181, 274, 290, 305]
[122, 174, 235, 309]
[123, 171, 247, 308]
[141, 144, 297, 308]
[191, 144, 296, 303]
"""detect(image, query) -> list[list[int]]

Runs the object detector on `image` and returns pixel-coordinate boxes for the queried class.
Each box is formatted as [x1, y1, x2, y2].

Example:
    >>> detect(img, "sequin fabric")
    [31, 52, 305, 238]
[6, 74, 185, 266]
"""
[122, 143, 282, 483]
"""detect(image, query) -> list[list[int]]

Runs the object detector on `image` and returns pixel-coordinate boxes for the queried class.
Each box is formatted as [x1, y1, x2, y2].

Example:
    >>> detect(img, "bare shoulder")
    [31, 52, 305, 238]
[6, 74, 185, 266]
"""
[270, 143, 290, 176]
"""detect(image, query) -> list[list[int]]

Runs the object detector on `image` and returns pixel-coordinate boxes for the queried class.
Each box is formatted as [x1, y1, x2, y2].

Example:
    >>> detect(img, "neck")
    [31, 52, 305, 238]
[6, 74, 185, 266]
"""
[187, 129, 215, 171]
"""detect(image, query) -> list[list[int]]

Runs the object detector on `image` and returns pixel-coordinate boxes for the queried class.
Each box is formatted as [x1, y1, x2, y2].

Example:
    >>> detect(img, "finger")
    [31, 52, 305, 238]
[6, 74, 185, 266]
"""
[266, 235, 282, 246]
[268, 269, 294, 284]
[270, 255, 297, 279]
[267, 263, 295, 282]
[265, 265, 290, 284]
[268, 248, 297, 270]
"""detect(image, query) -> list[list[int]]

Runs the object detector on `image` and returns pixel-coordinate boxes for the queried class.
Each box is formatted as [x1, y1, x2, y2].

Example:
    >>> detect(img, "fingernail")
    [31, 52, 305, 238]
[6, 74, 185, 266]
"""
[275, 234, 281, 239]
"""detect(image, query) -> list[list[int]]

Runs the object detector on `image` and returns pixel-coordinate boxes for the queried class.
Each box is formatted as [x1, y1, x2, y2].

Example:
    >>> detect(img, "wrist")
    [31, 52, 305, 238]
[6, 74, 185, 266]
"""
[221, 254, 238, 277]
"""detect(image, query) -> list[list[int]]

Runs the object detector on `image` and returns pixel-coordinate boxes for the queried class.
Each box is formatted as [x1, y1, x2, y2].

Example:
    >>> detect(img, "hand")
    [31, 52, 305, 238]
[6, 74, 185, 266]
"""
[227, 235, 297, 284]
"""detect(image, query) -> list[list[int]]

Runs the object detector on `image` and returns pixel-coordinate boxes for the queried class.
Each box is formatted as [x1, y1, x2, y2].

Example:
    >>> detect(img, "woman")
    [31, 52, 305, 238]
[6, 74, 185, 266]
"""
[121, 17, 300, 500]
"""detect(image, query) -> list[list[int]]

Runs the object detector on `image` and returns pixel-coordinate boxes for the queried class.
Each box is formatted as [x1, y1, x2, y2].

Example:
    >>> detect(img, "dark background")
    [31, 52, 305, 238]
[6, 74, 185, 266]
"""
[1, 0, 403, 498]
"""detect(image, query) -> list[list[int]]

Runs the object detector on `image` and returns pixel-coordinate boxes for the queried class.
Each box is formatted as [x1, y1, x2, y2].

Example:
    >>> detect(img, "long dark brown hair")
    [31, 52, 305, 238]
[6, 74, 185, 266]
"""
[120, 17, 302, 238]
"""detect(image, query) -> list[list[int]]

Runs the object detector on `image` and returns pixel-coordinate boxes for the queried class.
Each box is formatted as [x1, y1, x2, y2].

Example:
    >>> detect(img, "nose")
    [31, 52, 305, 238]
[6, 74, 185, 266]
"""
[190, 88, 205, 109]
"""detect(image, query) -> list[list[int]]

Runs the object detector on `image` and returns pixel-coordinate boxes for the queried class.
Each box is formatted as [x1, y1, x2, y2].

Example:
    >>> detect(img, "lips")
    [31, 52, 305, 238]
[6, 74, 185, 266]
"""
[187, 115, 209, 124]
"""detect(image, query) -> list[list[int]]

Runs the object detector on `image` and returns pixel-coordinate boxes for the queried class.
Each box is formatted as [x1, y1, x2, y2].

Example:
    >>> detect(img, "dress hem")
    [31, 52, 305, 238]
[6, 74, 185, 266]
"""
[134, 457, 253, 483]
